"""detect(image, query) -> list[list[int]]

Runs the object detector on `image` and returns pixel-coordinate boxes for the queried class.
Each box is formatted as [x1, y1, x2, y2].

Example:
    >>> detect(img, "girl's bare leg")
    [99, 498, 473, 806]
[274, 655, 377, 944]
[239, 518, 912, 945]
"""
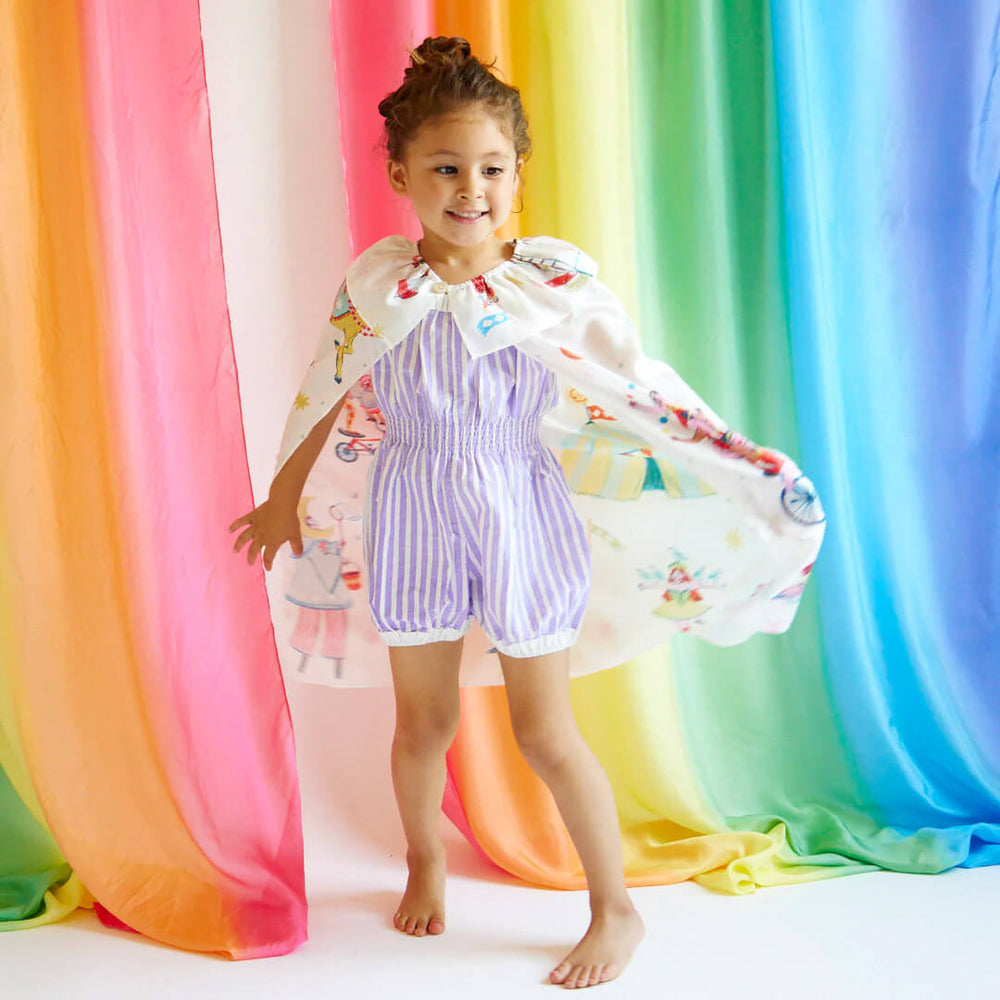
[388, 639, 463, 936]
[499, 649, 645, 989]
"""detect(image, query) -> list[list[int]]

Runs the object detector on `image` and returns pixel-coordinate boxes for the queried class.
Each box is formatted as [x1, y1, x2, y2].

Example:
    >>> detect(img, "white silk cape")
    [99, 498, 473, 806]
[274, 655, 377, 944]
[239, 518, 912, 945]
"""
[271, 235, 825, 687]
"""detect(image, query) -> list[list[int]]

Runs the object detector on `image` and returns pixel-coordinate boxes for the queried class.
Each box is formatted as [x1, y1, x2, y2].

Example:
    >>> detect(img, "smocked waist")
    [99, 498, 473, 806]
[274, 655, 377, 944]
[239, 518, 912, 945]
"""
[381, 417, 544, 453]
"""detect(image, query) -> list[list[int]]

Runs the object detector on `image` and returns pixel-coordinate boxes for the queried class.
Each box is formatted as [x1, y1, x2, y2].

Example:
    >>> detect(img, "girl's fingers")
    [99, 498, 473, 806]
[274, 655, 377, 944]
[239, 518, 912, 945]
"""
[228, 512, 252, 532]
[230, 512, 296, 569]
[232, 526, 255, 552]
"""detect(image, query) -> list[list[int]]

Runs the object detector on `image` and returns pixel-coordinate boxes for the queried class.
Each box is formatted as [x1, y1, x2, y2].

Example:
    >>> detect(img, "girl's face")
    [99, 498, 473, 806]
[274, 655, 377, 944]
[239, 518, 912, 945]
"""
[387, 106, 522, 251]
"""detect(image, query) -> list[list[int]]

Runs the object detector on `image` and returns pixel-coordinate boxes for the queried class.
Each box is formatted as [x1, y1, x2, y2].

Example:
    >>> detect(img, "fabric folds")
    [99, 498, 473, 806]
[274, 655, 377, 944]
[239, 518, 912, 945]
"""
[0, 0, 306, 955]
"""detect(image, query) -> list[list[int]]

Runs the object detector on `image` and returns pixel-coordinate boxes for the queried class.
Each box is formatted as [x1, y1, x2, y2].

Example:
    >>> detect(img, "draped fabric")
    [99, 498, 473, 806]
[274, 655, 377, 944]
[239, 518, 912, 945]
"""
[0, 1, 306, 955]
[1, 0, 997, 957]
[329, 0, 999, 893]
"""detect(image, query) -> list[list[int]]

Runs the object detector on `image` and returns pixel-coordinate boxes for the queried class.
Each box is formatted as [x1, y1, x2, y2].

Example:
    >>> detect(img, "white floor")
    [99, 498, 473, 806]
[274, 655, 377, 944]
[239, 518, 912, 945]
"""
[4, 685, 1000, 1000]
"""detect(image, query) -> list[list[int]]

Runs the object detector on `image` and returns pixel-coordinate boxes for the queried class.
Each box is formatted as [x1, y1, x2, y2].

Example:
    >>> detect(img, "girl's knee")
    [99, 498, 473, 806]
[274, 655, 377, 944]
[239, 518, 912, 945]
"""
[388, 640, 463, 753]
[510, 717, 580, 773]
[393, 702, 460, 754]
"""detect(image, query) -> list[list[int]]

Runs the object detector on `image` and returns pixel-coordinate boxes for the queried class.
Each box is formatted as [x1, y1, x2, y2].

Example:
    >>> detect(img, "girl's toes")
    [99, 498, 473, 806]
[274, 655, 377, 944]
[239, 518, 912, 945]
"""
[588, 966, 605, 987]
[393, 911, 405, 931]
[550, 961, 572, 985]
[404, 915, 418, 934]
[414, 917, 428, 936]
[565, 965, 586, 989]
[428, 917, 445, 935]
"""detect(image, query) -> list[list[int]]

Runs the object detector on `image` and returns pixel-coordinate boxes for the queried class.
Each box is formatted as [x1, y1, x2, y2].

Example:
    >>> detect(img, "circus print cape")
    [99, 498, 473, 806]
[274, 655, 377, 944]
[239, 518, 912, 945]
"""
[271, 235, 826, 687]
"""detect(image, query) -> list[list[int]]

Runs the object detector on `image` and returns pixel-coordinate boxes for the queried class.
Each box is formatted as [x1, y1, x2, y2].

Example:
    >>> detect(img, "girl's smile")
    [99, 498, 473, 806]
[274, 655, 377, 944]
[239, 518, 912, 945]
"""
[446, 208, 489, 222]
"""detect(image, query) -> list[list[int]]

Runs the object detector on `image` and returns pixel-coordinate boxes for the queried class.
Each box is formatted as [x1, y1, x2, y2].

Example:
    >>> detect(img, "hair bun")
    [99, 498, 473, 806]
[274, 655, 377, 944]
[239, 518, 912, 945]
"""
[407, 36, 473, 72]
[377, 35, 531, 163]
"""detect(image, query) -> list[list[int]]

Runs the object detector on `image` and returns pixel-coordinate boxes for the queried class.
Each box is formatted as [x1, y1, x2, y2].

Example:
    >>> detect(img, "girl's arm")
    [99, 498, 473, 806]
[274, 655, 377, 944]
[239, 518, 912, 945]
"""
[268, 396, 346, 506]
[229, 396, 347, 570]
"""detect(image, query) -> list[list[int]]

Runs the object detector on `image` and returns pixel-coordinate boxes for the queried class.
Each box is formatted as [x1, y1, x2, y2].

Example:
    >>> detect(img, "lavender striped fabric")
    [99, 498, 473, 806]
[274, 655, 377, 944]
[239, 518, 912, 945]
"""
[364, 309, 591, 656]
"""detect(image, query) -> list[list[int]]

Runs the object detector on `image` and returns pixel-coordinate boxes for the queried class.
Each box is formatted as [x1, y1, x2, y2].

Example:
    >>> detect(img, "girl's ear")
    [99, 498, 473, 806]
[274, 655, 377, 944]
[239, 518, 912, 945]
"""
[386, 159, 408, 195]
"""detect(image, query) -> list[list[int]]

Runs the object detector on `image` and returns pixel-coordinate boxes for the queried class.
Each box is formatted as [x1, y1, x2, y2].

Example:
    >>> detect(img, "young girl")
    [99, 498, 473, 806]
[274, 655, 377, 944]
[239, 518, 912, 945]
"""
[230, 36, 824, 990]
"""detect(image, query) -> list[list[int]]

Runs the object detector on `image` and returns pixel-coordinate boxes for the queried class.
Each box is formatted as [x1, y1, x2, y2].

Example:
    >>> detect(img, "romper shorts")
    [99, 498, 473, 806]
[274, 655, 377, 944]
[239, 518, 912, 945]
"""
[362, 312, 591, 657]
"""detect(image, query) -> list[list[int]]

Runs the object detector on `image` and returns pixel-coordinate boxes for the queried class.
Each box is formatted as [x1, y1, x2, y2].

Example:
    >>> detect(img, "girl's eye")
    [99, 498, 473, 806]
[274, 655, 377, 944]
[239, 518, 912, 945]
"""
[433, 166, 505, 177]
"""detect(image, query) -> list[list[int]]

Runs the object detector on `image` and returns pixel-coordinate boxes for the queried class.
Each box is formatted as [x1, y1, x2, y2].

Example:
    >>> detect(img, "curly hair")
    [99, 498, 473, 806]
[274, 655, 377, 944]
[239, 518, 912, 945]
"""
[377, 36, 530, 163]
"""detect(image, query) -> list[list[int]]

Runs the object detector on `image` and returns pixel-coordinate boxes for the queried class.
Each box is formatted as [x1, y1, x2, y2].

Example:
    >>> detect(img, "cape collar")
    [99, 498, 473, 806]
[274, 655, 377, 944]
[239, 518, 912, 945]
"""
[345, 234, 598, 358]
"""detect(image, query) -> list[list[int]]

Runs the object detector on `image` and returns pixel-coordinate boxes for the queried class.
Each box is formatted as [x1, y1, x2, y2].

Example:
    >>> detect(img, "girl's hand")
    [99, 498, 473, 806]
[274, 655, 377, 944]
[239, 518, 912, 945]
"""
[228, 498, 304, 571]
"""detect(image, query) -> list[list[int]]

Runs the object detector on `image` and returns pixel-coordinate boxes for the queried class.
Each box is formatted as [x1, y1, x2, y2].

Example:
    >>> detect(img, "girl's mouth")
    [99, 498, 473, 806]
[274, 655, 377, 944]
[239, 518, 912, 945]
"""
[447, 210, 488, 223]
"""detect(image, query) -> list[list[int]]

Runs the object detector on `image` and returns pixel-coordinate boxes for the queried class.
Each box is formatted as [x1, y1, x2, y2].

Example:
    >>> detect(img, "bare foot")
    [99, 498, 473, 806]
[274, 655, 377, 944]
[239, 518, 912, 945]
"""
[549, 903, 645, 989]
[393, 844, 447, 937]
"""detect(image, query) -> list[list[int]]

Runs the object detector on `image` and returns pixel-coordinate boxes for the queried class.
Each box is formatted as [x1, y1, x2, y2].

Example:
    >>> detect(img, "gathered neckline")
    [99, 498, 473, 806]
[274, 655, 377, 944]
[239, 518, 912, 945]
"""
[413, 238, 519, 289]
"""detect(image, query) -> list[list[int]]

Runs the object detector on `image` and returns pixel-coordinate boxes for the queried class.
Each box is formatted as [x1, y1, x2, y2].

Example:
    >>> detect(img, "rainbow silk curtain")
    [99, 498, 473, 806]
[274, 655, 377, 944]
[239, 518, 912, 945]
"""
[330, 0, 1000, 892]
[1, 0, 997, 957]
[0, 1, 305, 955]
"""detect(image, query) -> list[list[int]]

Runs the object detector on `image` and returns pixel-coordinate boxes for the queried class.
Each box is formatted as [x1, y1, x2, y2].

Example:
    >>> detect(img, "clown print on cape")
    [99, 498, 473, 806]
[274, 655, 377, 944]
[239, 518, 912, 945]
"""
[272, 236, 825, 687]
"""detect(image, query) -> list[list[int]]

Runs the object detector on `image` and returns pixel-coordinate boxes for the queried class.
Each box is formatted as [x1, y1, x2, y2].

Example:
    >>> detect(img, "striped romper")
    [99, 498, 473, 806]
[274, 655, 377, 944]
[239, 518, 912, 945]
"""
[363, 309, 591, 657]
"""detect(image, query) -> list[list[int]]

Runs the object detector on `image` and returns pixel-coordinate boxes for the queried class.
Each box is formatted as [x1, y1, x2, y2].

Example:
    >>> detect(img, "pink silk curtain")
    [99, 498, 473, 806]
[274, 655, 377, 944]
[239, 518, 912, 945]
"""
[0, 0, 305, 955]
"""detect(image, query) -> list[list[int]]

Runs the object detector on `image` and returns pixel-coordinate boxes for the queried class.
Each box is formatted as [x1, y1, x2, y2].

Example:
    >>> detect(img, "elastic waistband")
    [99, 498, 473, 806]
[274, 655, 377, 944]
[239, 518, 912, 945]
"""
[382, 418, 543, 453]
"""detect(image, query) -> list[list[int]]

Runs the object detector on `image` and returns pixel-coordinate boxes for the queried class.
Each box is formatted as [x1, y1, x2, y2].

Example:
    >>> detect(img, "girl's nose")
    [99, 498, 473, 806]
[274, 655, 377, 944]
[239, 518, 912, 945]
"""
[457, 171, 483, 199]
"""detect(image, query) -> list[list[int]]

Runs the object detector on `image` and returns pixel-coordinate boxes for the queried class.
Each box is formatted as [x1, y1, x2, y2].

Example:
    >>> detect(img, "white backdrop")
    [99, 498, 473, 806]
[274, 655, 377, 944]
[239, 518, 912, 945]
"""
[200, 0, 419, 880]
